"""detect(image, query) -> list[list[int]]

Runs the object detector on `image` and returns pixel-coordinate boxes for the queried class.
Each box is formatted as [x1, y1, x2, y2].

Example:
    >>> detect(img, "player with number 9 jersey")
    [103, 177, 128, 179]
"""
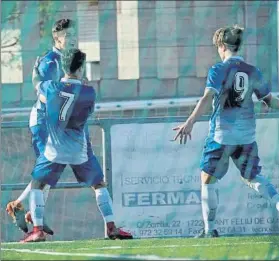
[172, 25, 279, 238]
[206, 56, 270, 145]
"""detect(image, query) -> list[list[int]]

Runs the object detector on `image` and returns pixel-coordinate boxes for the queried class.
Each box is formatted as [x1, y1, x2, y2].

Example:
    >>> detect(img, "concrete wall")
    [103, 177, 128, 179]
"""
[100, 0, 278, 100]
[1, 0, 278, 107]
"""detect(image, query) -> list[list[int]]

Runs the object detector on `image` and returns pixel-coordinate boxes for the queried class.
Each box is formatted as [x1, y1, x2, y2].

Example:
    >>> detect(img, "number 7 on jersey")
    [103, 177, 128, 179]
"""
[59, 91, 75, 121]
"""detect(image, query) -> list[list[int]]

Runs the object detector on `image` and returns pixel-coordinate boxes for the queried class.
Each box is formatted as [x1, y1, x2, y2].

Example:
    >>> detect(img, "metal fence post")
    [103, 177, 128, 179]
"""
[101, 123, 113, 239]
[101, 124, 113, 199]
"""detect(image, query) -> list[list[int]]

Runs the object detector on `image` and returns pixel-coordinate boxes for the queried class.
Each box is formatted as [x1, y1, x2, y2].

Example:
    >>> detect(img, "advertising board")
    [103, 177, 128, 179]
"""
[111, 119, 279, 238]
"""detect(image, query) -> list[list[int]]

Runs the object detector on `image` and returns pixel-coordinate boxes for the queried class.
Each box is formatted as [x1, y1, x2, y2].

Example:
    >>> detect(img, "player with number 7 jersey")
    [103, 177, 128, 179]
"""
[20, 48, 133, 243]
[40, 78, 93, 164]
[5, 19, 77, 236]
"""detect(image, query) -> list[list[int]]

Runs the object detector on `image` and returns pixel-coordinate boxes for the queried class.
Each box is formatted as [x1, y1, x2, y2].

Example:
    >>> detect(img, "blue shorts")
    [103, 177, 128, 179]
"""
[200, 138, 261, 180]
[31, 150, 104, 187]
[30, 123, 103, 186]
[30, 123, 48, 158]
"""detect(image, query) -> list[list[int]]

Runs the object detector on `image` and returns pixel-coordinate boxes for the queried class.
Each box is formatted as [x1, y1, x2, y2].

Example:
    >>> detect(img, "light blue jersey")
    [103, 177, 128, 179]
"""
[38, 78, 95, 165]
[207, 56, 271, 145]
[29, 47, 64, 127]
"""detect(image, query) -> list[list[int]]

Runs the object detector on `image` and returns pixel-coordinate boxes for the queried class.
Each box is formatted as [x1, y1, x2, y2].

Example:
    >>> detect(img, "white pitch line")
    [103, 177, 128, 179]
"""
[2, 240, 78, 245]
[1, 248, 190, 260]
[72, 241, 273, 251]
[2, 240, 274, 249]
[122, 241, 271, 249]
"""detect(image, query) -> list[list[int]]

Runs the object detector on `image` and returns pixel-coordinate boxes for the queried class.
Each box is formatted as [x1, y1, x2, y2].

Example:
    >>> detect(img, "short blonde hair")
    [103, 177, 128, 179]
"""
[213, 25, 244, 52]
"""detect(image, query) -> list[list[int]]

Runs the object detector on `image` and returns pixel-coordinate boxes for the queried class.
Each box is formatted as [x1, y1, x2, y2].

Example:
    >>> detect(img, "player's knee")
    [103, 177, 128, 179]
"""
[201, 171, 217, 184]
[92, 181, 107, 190]
[31, 179, 46, 190]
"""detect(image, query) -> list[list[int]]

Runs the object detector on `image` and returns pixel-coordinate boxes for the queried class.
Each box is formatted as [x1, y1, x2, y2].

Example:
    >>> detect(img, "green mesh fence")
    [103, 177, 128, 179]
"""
[1, 1, 279, 260]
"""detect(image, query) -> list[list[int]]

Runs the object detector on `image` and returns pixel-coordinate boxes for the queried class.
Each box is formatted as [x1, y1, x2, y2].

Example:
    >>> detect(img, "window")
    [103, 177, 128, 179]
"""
[116, 1, 139, 80]
[77, 1, 100, 62]
[77, 1, 100, 81]
[1, 29, 23, 83]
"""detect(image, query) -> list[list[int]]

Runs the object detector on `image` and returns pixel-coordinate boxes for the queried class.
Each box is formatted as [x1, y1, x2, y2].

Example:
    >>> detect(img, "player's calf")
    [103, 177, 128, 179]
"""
[93, 183, 114, 225]
[200, 172, 219, 236]
[91, 183, 133, 240]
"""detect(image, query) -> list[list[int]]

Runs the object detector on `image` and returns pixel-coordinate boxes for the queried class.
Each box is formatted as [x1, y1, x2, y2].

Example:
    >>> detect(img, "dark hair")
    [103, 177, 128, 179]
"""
[52, 19, 75, 33]
[62, 48, 86, 75]
[213, 25, 244, 52]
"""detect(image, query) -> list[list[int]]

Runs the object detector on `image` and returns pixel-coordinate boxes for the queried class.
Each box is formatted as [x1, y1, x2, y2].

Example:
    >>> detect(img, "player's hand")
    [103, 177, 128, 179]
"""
[258, 100, 269, 114]
[6, 200, 24, 222]
[171, 120, 194, 144]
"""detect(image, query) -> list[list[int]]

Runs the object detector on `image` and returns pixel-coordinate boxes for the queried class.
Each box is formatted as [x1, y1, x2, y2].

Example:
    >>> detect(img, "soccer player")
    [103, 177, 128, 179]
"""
[20, 48, 133, 243]
[6, 19, 79, 234]
[172, 25, 279, 238]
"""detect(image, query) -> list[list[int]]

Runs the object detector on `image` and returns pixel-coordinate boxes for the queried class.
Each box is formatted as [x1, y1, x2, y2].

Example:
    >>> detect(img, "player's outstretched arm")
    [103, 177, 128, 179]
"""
[172, 88, 214, 144]
[186, 88, 215, 123]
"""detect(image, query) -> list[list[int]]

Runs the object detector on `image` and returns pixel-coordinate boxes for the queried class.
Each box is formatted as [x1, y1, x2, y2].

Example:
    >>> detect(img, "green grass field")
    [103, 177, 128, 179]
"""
[2, 235, 279, 260]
